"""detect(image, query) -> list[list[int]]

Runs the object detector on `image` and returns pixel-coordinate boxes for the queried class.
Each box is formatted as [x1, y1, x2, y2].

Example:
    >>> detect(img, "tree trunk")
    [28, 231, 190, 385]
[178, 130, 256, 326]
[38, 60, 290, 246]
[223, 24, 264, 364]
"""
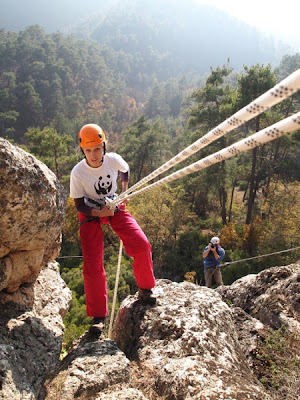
[228, 178, 236, 223]
[245, 146, 257, 224]
[219, 161, 227, 225]
[246, 116, 261, 224]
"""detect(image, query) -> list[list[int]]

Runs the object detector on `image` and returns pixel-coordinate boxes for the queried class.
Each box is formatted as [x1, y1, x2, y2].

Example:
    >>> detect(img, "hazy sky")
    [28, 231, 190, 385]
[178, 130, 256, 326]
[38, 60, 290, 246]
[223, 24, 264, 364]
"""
[196, 0, 300, 51]
[1, 0, 299, 52]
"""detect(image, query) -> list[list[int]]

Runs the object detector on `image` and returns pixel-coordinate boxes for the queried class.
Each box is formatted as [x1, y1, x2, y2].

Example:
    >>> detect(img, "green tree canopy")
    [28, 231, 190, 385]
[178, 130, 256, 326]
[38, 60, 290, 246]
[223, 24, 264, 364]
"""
[25, 126, 76, 181]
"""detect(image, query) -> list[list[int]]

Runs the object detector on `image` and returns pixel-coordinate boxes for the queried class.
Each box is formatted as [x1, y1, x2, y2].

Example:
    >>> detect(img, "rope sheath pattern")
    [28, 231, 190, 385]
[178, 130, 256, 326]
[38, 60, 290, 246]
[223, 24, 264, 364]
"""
[108, 240, 123, 339]
[119, 111, 300, 202]
[111, 69, 300, 207]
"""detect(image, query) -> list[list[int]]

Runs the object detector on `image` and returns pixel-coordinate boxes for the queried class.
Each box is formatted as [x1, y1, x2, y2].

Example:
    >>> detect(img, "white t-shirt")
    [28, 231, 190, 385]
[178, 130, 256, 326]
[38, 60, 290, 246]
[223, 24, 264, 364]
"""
[70, 152, 129, 208]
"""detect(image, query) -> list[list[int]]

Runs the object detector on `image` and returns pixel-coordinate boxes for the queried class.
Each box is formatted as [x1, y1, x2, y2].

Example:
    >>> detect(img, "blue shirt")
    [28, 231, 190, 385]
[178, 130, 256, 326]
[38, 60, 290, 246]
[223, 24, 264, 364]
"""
[203, 245, 225, 272]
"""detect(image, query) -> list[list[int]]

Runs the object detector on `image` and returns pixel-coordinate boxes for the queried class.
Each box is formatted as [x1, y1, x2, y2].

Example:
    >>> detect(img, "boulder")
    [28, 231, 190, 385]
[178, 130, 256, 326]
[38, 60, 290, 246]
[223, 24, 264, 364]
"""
[42, 267, 300, 399]
[44, 336, 131, 400]
[0, 261, 71, 400]
[111, 279, 271, 400]
[217, 263, 300, 335]
[0, 138, 66, 292]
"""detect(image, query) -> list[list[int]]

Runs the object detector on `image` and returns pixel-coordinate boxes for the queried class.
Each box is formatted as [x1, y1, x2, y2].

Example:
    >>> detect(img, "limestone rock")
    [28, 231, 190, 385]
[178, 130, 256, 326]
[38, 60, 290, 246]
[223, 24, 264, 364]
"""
[42, 267, 300, 399]
[0, 261, 72, 400]
[229, 306, 264, 369]
[44, 335, 131, 400]
[217, 263, 300, 335]
[112, 279, 272, 400]
[0, 138, 66, 292]
[95, 387, 148, 399]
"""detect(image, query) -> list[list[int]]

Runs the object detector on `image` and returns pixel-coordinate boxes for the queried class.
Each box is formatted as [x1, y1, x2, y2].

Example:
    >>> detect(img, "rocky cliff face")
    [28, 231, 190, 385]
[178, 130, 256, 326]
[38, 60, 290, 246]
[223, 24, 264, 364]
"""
[112, 280, 272, 400]
[0, 138, 66, 293]
[0, 139, 71, 399]
[0, 261, 71, 400]
[44, 265, 300, 400]
[217, 265, 300, 335]
[0, 139, 299, 400]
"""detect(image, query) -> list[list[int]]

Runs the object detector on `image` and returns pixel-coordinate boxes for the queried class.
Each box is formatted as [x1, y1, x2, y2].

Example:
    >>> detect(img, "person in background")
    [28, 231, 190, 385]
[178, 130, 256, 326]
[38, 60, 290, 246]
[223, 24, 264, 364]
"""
[70, 123, 156, 334]
[202, 236, 225, 288]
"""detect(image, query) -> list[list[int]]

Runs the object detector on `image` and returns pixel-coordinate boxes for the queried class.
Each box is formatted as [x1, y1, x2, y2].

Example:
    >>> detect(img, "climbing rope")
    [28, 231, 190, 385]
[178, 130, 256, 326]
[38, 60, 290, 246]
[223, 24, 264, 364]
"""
[111, 68, 300, 207]
[58, 70, 300, 333]
[112, 111, 300, 204]
[106, 73, 300, 318]
[221, 246, 300, 267]
[56, 245, 300, 261]
[57, 255, 83, 259]
[108, 240, 123, 339]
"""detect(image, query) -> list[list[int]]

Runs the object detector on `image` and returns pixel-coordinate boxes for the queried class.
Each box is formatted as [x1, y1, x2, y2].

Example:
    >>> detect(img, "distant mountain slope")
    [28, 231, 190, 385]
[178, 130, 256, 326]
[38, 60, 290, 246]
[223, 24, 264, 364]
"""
[72, 0, 290, 74]
[1, 0, 290, 77]
[0, 0, 116, 32]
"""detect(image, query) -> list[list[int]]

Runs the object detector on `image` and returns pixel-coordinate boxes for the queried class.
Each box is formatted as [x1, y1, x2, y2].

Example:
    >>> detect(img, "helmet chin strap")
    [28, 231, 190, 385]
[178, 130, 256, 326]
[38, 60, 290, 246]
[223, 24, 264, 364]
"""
[99, 142, 106, 164]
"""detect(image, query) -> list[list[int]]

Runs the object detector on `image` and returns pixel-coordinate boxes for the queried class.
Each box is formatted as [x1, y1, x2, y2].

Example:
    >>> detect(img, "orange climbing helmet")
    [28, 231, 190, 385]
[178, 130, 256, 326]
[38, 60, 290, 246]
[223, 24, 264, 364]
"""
[78, 124, 105, 148]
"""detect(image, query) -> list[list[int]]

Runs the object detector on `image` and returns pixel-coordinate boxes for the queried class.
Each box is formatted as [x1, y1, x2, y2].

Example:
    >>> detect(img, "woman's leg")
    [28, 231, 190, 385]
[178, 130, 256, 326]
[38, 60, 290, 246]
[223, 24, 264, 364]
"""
[79, 214, 108, 317]
[110, 210, 156, 289]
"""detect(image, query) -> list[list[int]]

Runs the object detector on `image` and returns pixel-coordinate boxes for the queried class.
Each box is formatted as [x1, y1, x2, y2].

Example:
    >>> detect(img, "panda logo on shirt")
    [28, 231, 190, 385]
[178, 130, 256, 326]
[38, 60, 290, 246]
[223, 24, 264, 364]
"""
[94, 174, 112, 196]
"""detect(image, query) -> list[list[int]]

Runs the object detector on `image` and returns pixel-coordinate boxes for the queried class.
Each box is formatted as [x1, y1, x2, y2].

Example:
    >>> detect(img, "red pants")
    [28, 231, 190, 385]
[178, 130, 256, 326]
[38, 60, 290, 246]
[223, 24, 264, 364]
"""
[79, 210, 156, 317]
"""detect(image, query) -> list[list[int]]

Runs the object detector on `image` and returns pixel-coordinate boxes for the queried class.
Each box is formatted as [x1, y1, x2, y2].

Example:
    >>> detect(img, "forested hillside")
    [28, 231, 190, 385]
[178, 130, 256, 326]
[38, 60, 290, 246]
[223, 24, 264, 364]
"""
[1, 0, 291, 75]
[0, 0, 110, 33]
[0, 6, 300, 363]
[72, 0, 289, 75]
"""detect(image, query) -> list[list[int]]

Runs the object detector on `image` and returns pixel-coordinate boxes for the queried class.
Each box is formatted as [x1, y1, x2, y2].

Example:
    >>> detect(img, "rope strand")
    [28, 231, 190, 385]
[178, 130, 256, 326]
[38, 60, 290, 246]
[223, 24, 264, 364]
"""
[111, 69, 300, 206]
[119, 111, 300, 203]
[108, 240, 123, 339]
[56, 246, 300, 262]
[58, 71, 300, 322]
[221, 246, 300, 267]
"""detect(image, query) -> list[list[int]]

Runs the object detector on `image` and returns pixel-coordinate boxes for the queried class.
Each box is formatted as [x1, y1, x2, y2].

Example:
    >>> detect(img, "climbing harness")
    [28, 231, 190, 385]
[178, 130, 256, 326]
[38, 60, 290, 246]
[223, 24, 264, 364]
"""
[79, 195, 124, 225]
[80, 215, 99, 225]
[86, 195, 118, 209]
